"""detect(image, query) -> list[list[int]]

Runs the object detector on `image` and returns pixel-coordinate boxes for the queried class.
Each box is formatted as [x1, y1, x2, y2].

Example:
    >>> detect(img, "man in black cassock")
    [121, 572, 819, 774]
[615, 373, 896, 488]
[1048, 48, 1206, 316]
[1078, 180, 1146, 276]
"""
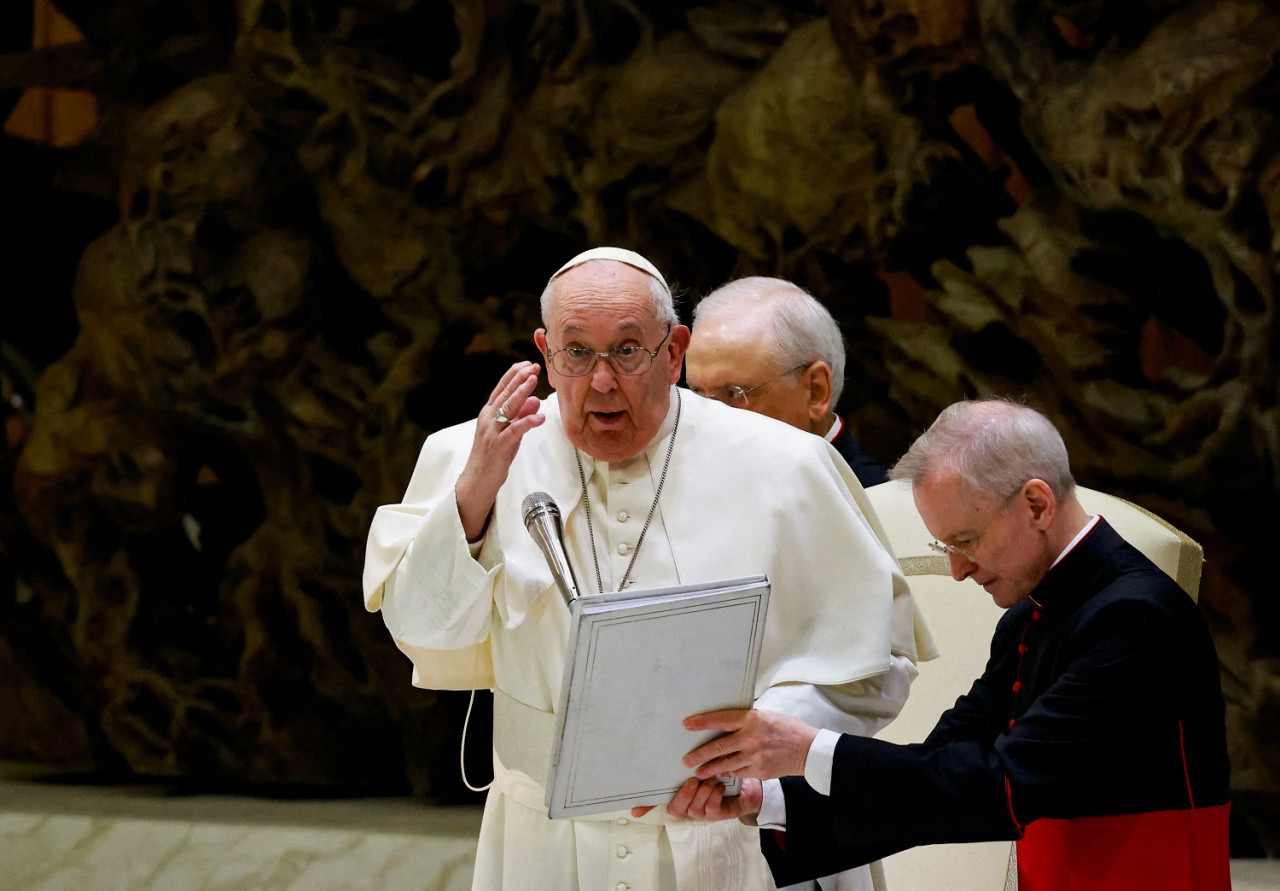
[659, 399, 1231, 891]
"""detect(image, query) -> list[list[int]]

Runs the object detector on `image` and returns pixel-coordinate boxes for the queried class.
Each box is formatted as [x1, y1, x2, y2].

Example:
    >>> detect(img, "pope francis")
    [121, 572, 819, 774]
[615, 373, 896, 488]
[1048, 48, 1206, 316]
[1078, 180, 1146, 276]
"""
[362, 247, 933, 891]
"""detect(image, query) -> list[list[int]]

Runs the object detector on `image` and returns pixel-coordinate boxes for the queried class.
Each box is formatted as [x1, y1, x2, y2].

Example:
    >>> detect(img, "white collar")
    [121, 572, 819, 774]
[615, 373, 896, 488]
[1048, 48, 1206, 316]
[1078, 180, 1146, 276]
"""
[1050, 514, 1101, 569]
[823, 415, 843, 444]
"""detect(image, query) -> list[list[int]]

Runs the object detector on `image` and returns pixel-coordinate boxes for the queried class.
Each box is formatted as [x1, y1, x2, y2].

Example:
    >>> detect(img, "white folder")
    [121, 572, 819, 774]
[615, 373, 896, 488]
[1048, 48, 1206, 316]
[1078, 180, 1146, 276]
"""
[545, 574, 770, 819]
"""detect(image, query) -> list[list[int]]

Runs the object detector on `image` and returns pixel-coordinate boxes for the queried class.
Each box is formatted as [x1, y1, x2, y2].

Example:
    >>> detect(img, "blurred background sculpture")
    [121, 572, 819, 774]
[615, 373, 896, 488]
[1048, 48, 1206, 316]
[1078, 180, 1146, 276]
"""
[1, 0, 1276, 855]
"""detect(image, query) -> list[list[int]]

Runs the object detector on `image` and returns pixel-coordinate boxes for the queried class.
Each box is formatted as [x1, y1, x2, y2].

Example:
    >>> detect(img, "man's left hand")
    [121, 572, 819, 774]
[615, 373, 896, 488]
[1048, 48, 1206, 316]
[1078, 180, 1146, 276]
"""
[681, 708, 819, 781]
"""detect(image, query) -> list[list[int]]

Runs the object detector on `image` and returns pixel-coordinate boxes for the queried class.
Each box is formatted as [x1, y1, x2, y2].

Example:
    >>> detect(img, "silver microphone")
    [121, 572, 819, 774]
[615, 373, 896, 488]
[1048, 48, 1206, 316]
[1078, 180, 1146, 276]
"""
[522, 491, 580, 605]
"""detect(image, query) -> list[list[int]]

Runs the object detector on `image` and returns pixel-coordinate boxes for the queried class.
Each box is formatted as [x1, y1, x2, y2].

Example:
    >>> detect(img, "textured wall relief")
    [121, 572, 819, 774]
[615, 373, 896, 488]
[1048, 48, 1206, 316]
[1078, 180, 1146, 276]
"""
[1, 0, 1277, 851]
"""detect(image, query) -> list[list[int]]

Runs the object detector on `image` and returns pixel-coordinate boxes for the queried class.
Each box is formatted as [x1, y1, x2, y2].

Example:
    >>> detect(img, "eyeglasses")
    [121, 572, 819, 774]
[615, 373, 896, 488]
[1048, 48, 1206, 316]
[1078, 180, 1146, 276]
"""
[546, 325, 672, 377]
[695, 364, 808, 408]
[927, 484, 1025, 562]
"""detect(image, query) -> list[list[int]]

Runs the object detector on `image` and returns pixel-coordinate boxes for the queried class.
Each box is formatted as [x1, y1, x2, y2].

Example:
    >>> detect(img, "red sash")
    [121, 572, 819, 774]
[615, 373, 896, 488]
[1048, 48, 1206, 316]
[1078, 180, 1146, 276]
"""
[1016, 804, 1230, 891]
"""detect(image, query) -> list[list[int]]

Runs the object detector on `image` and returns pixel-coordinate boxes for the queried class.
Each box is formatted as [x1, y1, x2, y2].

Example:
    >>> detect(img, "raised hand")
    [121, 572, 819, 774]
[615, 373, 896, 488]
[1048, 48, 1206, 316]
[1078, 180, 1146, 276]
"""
[455, 361, 545, 541]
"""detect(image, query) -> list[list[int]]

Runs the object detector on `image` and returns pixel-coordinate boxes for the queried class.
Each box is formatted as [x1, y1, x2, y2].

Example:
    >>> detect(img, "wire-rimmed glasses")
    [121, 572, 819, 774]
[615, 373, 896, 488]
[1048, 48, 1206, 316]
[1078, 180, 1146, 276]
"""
[927, 484, 1026, 562]
[695, 363, 809, 408]
[546, 325, 672, 377]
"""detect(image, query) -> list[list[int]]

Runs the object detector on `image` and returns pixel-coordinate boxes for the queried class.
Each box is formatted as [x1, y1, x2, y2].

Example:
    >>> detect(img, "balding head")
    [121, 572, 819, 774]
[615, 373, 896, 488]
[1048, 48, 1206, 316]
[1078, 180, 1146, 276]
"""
[891, 398, 1088, 608]
[889, 398, 1076, 502]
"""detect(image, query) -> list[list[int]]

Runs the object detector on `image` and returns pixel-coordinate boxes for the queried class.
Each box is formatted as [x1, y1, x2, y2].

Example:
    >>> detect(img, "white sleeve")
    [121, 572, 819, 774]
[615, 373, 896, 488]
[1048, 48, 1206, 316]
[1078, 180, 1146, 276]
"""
[755, 728, 839, 829]
[376, 491, 497, 650]
[753, 653, 917, 738]
[756, 778, 788, 829]
[364, 426, 499, 651]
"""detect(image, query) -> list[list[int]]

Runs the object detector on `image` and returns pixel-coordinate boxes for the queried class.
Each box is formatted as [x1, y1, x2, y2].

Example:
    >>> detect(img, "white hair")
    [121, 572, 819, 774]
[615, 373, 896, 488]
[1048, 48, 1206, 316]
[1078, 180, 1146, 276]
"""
[694, 277, 846, 405]
[889, 399, 1076, 501]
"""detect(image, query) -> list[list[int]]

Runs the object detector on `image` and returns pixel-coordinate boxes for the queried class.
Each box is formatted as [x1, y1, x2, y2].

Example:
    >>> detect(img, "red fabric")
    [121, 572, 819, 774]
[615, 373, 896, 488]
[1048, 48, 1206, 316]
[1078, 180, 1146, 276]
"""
[1005, 776, 1024, 833]
[1016, 804, 1231, 891]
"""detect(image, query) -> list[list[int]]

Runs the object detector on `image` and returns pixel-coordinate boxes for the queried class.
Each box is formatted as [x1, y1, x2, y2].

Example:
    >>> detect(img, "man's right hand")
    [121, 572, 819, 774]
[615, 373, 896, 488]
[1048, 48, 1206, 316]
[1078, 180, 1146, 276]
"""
[455, 361, 545, 541]
[661, 776, 764, 824]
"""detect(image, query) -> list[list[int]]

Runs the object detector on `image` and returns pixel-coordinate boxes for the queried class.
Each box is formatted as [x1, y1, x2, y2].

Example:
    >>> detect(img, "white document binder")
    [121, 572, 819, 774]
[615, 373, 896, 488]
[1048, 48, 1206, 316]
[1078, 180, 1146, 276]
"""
[545, 574, 770, 819]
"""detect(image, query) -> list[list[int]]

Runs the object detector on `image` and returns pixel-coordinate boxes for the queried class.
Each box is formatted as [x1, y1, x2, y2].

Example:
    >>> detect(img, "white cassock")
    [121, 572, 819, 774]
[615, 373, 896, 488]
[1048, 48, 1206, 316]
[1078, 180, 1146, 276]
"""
[364, 388, 936, 891]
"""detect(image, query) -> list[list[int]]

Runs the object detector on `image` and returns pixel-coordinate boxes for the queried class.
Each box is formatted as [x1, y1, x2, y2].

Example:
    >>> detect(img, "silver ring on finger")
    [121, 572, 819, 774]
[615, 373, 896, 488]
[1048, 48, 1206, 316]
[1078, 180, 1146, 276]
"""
[495, 404, 510, 424]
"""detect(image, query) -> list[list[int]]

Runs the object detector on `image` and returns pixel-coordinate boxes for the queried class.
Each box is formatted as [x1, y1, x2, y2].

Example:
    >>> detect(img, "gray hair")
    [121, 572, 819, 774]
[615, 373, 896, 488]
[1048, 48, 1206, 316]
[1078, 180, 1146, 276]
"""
[539, 259, 678, 328]
[693, 277, 846, 405]
[889, 399, 1076, 501]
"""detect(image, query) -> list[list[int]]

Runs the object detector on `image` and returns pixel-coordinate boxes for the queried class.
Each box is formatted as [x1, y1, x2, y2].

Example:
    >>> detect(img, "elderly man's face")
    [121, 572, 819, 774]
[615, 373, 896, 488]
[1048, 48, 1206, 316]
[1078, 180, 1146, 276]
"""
[535, 262, 689, 463]
[685, 306, 815, 433]
[913, 469, 1056, 609]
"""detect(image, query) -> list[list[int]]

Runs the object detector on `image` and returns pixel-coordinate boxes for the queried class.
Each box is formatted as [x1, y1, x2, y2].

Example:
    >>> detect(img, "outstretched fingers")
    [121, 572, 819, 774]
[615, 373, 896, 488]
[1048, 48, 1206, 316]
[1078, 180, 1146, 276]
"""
[683, 708, 752, 733]
[487, 362, 542, 428]
[682, 709, 818, 781]
[455, 362, 546, 541]
[681, 708, 753, 775]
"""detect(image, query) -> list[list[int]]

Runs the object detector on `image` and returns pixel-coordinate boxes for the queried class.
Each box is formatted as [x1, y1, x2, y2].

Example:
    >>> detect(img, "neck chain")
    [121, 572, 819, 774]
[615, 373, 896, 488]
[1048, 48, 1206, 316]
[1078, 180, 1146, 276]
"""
[574, 390, 681, 593]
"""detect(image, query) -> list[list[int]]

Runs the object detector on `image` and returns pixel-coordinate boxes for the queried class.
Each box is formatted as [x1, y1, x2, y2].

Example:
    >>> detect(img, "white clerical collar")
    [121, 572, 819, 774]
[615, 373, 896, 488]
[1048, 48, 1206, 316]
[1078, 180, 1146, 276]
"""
[1050, 514, 1101, 569]
[824, 415, 843, 444]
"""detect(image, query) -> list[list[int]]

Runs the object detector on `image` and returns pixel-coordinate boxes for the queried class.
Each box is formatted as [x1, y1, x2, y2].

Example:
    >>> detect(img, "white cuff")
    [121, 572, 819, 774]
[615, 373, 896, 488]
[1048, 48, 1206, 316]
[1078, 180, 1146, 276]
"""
[803, 729, 841, 795]
[757, 778, 788, 829]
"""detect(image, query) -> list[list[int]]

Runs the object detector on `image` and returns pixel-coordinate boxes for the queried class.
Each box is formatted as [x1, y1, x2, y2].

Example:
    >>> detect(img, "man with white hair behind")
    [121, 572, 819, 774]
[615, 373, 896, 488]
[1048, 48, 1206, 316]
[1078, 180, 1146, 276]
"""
[363, 247, 930, 890]
[685, 276, 887, 488]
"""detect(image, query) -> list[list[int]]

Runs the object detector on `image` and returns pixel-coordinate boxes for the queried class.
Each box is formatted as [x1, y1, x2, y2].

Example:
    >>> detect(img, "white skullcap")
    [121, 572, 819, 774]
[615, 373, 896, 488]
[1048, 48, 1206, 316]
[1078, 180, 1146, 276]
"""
[549, 246, 668, 291]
